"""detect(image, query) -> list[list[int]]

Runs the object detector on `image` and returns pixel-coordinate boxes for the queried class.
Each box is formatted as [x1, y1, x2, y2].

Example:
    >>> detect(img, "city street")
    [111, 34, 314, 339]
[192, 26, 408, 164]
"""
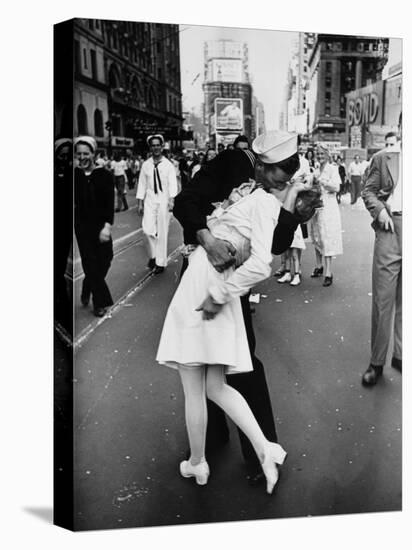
[69, 194, 401, 531]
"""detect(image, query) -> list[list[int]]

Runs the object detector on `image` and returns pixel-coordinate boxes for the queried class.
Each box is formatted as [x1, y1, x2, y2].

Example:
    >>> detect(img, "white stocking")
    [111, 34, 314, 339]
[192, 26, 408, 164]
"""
[178, 365, 207, 465]
[206, 365, 267, 461]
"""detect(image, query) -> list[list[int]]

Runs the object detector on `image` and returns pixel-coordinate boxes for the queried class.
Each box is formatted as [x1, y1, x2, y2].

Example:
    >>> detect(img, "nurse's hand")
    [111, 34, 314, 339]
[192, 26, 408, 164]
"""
[99, 224, 111, 243]
[197, 230, 236, 273]
[196, 295, 223, 320]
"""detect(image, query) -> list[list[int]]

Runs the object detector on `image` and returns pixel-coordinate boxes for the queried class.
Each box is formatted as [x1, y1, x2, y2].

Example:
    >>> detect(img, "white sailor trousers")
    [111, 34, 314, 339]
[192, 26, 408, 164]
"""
[142, 192, 171, 267]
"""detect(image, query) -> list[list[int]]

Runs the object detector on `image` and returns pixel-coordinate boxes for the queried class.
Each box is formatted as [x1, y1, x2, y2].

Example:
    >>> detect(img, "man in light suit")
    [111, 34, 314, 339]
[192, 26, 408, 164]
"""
[361, 118, 402, 386]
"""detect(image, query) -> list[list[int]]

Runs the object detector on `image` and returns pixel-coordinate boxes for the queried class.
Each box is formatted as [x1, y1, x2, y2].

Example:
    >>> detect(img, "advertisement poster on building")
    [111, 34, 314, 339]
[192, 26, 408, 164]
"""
[315, 141, 342, 154]
[349, 126, 362, 148]
[215, 98, 243, 131]
[210, 59, 242, 82]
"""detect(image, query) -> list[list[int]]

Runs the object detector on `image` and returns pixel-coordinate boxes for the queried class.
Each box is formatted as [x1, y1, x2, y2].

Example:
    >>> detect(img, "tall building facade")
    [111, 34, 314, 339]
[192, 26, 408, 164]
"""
[202, 40, 254, 146]
[60, 19, 184, 153]
[252, 96, 265, 138]
[280, 33, 315, 135]
[306, 34, 389, 143]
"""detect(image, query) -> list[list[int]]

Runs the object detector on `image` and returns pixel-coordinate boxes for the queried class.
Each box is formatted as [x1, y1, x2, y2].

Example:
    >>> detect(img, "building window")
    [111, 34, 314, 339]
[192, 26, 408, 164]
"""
[95, 20, 101, 30]
[325, 106, 331, 116]
[157, 67, 162, 80]
[113, 32, 118, 50]
[77, 105, 88, 135]
[90, 50, 97, 80]
[74, 40, 81, 72]
[94, 109, 104, 137]
[83, 48, 88, 70]
[325, 76, 332, 87]
[325, 91, 331, 100]
[88, 20, 94, 31]
[326, 62, 332, 73]
[108, 64, 120, 89]
[112, 114, 121, 136]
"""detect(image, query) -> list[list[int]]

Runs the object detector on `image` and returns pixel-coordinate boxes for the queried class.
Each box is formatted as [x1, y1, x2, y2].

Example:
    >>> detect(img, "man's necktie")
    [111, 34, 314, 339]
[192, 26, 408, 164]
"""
[153, 165, 163, 194]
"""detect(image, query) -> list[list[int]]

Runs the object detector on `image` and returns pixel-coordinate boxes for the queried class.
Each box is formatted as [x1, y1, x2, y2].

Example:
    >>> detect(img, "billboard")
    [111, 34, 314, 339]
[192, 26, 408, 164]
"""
[215, 98, 243, 131]
[346, 80, 384, 128]
[206, 40, 243, 59]
[210, 59, 242, 82]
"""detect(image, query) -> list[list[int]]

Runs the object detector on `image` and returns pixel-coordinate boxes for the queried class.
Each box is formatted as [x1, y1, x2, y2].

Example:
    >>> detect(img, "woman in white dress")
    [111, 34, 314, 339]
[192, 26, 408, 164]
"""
[309, 145, 343, 286]
[156, 142, 309, 493]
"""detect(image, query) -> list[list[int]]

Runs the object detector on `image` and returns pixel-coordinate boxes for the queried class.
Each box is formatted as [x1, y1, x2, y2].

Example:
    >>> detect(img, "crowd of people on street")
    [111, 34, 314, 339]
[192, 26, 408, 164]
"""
[55, 120, 402, 496]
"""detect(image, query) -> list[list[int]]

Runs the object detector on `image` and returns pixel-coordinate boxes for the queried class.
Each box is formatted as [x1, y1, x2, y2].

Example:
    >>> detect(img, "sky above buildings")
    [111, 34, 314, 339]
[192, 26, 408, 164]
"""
[179, 24, 298, 130]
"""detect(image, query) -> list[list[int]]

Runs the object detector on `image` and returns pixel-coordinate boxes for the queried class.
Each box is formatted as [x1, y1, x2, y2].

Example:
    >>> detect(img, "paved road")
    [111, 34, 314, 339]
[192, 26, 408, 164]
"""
[67, 195, 401, 531]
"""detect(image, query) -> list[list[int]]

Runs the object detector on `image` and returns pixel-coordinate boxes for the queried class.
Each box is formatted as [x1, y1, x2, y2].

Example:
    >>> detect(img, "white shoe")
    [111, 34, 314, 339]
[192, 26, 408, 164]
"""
[290, 273, 301, 286]
[180, 459, 210, 485]
[277, 272, 292, 284]
[260, 443, 287, 494]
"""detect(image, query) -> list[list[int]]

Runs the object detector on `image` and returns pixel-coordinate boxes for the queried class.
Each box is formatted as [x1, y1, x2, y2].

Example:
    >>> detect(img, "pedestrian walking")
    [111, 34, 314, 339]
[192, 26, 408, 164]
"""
[126, 156, 135, 190]
[309, 144, 343, 287]
[191, 151, 205, 179]
[136, 134, 178, 274]
[74, 136, 114, 317]
[348, 154, 365, 205]
[111, 153, 129, 212]
[360, 121, 402, 386]
[275, 225, 306, 286]
[336, 157, 347, 203]
[54, 138, 73, 333]
[276, 144, 312, 286]
[172, 131, 315, 483]
[158, 132, 314, 492]
[204, 148, 217, 163]
[233, 134, 250, 150]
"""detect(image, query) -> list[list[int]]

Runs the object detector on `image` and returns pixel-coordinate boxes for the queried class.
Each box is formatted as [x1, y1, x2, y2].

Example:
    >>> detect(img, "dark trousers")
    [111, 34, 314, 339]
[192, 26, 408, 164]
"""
[180, 257, 278, 471]
[115, 175, 128, 210]
[76, 226, 114, 309]
[54, 231, 73, 335]
[350, 175, 362, 204]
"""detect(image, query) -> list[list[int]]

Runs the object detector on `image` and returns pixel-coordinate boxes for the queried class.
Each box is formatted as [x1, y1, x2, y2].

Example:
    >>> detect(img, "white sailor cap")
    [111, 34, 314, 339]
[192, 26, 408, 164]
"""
[54, 138, 72, 154]
[147, 134, 165, 146]
[252, 131, 298, 164]
[74, 136, 97, 153]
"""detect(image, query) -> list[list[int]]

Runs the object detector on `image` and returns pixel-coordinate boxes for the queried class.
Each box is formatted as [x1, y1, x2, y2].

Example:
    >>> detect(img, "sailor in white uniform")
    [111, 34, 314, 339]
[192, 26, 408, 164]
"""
[137, 134, 178, 273]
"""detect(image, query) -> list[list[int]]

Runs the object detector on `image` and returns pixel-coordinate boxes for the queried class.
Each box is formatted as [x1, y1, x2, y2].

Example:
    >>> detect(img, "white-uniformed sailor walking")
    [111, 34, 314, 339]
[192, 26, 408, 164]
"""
[137, 134, 178, 274]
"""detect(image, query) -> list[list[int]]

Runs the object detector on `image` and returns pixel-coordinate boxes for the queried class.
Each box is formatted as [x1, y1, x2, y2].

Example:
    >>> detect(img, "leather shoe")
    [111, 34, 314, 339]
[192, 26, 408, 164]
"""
[361, 364, 383, 386]
[147, 258, 156, 269]
[392, 357, 402, 372]
[93, 307, 108, 317]
[154, 265, 165, 274]
[323, 275, 333, 287]
[81, 293, 90, 307]
[311, 266, 323, 277]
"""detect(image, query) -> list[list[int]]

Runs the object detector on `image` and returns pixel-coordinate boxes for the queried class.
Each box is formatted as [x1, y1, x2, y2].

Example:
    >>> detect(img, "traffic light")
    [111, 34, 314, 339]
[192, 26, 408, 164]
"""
[105, 121, 112, 131]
